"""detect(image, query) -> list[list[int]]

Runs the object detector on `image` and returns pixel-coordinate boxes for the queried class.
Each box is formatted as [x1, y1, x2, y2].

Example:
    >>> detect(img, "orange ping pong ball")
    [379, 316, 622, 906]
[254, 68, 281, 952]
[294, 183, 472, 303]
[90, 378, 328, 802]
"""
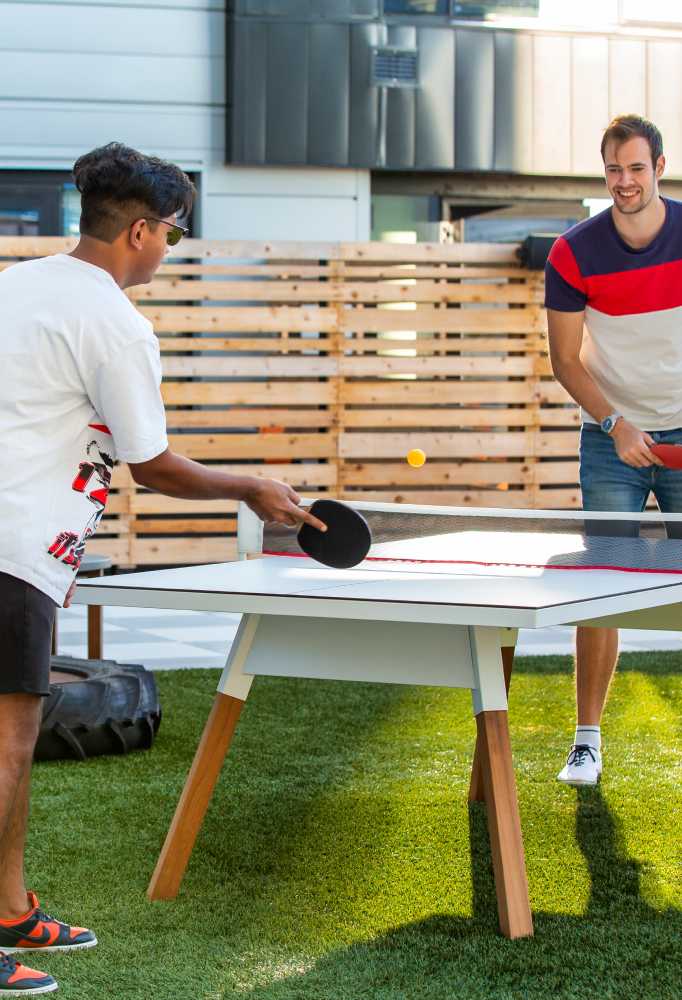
[407, 448, 426, 468]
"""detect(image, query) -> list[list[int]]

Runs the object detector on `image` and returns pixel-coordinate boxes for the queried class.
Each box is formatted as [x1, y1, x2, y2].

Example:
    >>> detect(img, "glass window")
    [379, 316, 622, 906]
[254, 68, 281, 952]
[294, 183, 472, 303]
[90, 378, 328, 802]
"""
[384, 1, 448, 14]
[62, 184, 81, 237]
[452, 1, 539, 18]
[0, 208, 39, 237]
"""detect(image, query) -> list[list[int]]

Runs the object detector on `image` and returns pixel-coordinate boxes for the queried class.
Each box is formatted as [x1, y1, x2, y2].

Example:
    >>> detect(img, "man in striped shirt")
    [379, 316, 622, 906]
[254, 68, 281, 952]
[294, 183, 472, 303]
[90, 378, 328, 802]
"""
[545, 115, 682, 785]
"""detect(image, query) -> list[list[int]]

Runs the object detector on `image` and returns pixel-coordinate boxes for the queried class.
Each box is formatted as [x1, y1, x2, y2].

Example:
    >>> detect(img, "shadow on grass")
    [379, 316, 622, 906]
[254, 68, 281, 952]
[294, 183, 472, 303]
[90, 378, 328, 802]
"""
[231, 788, 681, 1000]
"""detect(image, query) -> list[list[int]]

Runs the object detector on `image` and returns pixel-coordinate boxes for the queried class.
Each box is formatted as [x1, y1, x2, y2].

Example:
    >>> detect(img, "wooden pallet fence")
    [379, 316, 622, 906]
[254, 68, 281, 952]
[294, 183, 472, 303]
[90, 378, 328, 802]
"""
[0, 238, 580, 566]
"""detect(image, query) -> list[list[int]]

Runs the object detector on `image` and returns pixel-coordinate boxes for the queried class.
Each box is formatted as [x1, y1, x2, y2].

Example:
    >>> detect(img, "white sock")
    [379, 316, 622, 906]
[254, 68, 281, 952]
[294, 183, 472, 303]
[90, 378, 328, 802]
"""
[575, 725, 601, 751]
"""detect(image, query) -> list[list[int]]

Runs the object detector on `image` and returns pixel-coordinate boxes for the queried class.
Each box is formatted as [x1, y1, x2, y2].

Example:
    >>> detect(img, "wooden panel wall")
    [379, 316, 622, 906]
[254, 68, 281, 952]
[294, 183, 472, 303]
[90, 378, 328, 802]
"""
[0, 237, 580, 566]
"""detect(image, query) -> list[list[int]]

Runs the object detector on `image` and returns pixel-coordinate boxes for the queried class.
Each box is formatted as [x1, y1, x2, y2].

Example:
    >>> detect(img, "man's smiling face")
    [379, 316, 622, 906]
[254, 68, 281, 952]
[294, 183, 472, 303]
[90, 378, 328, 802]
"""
[603, 135, 665, 216]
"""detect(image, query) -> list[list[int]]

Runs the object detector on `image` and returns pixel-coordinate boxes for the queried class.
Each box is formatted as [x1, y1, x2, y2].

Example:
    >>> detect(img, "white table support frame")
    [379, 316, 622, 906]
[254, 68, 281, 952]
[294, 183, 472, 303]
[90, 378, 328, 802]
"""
[146, 604, 531, 938]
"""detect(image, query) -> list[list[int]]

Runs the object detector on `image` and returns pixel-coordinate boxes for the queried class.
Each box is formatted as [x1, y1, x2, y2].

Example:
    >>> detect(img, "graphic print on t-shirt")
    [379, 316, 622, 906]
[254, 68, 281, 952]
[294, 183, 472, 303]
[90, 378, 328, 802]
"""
[48, 426, 114, 571]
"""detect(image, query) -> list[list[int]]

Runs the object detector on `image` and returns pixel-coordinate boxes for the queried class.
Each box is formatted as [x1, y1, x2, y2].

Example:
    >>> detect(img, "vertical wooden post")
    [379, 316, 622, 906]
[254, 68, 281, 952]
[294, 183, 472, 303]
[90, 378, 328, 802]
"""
[147, 692, 245, 901]
[469, 643, 515, 802]
[476, 708, 534, 939]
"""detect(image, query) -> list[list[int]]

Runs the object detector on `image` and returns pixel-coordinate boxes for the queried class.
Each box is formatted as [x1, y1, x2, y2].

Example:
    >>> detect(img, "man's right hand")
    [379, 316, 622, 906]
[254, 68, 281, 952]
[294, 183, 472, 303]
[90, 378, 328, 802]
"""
[611, 419, 664, 468]
[243, 477, 327, 532]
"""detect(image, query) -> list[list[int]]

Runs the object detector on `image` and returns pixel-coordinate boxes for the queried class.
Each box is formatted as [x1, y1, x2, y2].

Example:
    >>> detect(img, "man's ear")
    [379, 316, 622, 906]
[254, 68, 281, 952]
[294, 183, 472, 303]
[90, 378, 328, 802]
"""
[128, 218, 146, 250]
[656, 154, 666, 180]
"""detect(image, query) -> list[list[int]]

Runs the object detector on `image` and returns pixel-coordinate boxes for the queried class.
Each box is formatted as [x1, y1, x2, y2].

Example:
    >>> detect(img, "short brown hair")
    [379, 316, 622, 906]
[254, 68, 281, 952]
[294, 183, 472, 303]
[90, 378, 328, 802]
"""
[601, 115, 663, 168]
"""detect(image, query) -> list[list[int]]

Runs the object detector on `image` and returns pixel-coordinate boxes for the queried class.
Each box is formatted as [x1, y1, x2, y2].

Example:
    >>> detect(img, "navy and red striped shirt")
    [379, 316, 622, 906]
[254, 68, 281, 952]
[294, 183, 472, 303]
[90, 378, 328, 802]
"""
[544, 198, 682, 430]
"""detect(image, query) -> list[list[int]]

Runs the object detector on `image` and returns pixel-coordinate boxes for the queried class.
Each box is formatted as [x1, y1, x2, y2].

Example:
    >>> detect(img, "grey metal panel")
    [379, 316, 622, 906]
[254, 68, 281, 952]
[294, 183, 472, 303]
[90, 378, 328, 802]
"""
[571, 35, 608, 175]
[494, 30, 532, 173]
[0, 102, 222, 157]
[21, 0, 222, 7]
[349, 22, 385, 166]
[231, 20, 268, 163]
[455, 28, 494, 171]
[608, 38, 646, 122]
[0, 52, 219, 105]
[308, 23, 350, 165]
[0, 4, 223, 56]
[237, 0, 379, 16]
[532, 33, 571, 174]
[415, 26, 454, 170]
[266, 22, 309, 164]
[385, 25, 416, 168]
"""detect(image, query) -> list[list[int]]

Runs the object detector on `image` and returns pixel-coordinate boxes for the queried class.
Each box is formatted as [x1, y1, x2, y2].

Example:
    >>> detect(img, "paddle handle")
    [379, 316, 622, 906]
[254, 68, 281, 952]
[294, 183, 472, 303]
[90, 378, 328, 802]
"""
[237, 502, 264, 559]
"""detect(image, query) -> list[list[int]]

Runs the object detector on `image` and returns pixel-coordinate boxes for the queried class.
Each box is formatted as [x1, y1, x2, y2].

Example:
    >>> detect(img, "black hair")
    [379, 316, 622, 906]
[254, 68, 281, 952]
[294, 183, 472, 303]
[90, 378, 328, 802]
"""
[73, 142, 196, 243]
[601, 115, 664, 169]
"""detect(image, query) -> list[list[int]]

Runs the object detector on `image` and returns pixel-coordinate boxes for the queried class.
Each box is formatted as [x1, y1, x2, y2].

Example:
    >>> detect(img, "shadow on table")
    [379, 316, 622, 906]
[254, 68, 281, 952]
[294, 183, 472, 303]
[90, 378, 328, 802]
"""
[231, 787, 681, 1000]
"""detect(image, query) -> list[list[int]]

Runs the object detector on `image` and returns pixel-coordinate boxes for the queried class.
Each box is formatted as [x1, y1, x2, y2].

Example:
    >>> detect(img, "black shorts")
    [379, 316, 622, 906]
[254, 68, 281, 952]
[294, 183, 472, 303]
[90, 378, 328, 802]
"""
[0, 572, 56, 696]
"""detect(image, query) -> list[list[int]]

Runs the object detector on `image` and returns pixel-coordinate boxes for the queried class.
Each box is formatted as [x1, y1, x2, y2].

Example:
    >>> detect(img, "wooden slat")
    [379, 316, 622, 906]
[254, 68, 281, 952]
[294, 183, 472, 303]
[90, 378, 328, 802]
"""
[341, 408, 576, 428]
[141, 306, 339, 333]
[162, 382, 335, 406]
[339, 431, 578, 459]
[131, 537, 238, 564]
[167, 432, 337, 460]
[165, 409, 334, 429]
[161, 357, 336, 377]
[133, 280, 542, 305]
[136, 517, 236, 535]
[340, 461, 534, 487]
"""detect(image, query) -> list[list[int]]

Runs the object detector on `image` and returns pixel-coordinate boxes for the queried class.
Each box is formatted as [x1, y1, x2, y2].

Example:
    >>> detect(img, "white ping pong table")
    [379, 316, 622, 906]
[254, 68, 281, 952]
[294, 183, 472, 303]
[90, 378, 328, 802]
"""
[74, 501, 682, 939]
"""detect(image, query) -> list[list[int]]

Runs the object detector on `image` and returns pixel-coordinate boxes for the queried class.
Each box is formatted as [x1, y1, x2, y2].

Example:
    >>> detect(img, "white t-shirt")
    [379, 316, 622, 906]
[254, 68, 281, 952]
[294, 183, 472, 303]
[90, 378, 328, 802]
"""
[0, 253, 168, 605]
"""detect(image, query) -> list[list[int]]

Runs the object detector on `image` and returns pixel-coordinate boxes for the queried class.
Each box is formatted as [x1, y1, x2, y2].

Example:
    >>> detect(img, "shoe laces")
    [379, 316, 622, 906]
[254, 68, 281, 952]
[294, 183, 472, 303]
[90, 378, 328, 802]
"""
[0, 953, 17, 973]
[567, 743, 598, 768]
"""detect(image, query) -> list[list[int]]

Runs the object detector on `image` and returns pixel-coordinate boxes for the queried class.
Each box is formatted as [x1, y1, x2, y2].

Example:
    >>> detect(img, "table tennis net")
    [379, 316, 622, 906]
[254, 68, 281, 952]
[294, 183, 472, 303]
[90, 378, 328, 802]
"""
[263, 507, 682, 575]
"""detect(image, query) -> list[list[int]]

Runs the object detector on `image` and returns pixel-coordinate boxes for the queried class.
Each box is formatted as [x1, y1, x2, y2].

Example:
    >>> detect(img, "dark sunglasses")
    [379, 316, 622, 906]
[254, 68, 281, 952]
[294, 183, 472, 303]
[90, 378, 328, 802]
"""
[145, 217, 189, 247]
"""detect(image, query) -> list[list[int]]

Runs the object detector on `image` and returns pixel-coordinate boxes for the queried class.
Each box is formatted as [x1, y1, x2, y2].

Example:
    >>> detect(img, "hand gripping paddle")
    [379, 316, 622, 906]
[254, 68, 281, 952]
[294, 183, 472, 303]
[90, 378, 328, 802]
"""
[650, 444, 682, 469]
[297, 499, 372, 569]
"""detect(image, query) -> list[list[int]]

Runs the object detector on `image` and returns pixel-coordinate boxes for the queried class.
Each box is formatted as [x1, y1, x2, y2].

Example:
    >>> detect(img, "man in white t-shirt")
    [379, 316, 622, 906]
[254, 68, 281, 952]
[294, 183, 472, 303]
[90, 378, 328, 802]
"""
[0, 142, 324, 995]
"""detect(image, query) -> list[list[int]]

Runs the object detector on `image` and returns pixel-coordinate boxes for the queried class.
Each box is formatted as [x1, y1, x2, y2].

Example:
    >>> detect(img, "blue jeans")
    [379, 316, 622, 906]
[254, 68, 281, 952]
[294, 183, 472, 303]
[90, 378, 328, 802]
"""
[580, 423, 682, 537]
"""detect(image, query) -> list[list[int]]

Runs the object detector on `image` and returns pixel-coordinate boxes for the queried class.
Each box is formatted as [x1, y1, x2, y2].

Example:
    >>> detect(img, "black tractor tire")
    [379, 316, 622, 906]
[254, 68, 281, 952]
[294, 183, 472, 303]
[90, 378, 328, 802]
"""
[35, 656, 162, 762]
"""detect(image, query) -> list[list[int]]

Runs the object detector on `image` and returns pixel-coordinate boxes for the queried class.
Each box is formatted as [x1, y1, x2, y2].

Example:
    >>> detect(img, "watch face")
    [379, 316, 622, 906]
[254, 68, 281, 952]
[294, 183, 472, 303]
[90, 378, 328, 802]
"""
[602, 417, 613, 432]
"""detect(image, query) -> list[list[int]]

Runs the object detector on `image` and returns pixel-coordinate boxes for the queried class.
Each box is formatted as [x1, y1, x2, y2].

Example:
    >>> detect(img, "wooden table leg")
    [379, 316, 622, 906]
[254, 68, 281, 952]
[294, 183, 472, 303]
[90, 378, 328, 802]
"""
[147, 691, 245, 901]
[477, 708, 533, 939]
[87, 605, 103, 659]
[469, 643, 515, 802]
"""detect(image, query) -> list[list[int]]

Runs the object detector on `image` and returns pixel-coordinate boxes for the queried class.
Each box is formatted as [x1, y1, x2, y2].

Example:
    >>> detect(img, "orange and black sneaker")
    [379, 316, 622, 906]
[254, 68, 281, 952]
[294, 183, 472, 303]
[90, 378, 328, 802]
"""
[0, 894, 96, 954]
[0, 952, 57, 994]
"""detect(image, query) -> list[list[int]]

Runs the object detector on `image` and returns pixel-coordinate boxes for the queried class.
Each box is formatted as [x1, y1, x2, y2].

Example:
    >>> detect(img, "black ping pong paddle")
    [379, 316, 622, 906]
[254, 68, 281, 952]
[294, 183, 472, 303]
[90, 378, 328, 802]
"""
[650, 444, 682, 468]
[297, 499, 371, 569]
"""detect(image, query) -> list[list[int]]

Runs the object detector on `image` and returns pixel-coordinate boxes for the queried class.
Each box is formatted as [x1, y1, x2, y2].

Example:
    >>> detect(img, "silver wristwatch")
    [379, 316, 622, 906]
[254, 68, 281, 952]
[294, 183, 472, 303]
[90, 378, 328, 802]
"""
[600, 412, 622, 435]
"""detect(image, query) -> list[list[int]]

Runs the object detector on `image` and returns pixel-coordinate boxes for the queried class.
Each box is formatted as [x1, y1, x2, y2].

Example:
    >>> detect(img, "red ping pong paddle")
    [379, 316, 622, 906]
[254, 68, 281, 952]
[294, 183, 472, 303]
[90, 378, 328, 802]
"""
[650, 444, 682, 469]
[297, 499, 371, 569]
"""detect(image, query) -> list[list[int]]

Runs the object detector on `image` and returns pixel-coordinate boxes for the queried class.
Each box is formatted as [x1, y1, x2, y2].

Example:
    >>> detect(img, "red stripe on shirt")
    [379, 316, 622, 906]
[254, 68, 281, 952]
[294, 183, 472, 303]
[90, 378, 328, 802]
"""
[88, 423, 111, 435]
[548, 237, 586, 292]
[585, 258, 682, 315]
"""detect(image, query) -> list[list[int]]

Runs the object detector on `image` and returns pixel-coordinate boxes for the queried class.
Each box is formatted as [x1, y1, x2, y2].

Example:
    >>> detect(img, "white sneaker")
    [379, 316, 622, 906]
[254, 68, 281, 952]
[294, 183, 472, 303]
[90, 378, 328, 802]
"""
[557, 744, 602, 786]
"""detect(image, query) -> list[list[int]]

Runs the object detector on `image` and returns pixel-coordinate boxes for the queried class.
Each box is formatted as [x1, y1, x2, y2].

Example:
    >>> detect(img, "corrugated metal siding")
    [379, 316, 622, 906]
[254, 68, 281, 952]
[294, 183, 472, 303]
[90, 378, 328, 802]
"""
[228, 18, 682, 178]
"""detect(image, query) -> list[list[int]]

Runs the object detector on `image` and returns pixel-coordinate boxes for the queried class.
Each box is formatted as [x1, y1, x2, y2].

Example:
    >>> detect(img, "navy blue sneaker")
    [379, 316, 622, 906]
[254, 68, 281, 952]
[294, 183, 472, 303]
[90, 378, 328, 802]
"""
[0, 894, 96, 955]
[0, 953, 57, 994]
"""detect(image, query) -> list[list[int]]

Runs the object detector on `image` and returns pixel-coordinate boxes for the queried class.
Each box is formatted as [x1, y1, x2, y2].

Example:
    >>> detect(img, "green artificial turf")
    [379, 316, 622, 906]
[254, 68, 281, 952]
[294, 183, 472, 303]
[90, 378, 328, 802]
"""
[27, 652, 681, 999]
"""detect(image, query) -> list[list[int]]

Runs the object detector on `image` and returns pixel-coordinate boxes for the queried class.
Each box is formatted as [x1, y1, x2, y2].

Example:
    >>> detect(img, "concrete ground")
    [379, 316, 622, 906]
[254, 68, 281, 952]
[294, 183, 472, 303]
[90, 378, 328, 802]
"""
[55, 604, 682, 671]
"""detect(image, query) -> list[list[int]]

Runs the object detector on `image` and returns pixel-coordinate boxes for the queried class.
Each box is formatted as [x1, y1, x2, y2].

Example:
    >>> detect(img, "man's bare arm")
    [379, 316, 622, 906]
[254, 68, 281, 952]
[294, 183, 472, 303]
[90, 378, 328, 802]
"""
[128, 448, 327, 529]
[547, 309, 660, 468]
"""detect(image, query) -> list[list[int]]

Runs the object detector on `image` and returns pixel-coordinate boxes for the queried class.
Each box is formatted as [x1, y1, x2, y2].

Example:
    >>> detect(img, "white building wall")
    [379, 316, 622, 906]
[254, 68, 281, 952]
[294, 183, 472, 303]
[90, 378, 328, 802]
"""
[0, 0, 371, 240]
